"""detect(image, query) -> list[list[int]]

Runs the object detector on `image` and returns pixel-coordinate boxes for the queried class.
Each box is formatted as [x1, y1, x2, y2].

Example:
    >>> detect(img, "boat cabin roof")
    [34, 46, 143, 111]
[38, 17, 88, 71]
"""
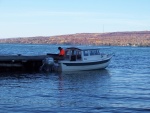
[65, 47, 101, 51]
[64, 47, 104, 61]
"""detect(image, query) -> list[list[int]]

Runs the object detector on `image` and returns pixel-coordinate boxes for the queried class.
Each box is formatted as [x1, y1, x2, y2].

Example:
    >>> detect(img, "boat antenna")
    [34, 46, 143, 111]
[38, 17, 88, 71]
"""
[103, 24, 104, 33]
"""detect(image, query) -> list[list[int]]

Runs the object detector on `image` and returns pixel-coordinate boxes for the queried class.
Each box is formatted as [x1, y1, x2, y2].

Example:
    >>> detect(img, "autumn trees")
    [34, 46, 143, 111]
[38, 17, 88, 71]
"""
[0, 31, 150, 46]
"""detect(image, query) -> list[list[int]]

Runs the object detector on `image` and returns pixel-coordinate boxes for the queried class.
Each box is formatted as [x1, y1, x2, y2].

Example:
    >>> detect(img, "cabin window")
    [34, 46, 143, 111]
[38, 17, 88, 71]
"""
[65, 50, 70, 59]
[77, 51, 81, 60]
[83, 50, 88, 56]
[96, 50, 100, 55]
[90, 50, 100, 55]
[70, 50, 76, 61]
[90, 50, 94, 55]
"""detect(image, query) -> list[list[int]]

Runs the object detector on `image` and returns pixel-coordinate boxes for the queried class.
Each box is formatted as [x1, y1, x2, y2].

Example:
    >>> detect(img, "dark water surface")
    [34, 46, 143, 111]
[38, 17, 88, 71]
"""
[0, 44, 150, 113]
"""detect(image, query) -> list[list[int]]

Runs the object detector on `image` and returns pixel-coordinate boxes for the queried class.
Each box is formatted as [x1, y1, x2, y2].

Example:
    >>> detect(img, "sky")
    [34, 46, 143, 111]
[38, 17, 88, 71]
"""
[0, 0, 150, 38]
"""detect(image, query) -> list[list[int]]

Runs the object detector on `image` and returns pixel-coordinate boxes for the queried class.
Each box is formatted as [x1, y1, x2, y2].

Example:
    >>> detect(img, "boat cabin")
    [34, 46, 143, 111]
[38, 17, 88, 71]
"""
[65, 47, 102, 61]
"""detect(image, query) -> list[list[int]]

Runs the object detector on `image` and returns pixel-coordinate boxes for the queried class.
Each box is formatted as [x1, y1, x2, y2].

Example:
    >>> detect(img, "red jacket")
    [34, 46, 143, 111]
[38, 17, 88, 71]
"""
[59, 49, 65, 56]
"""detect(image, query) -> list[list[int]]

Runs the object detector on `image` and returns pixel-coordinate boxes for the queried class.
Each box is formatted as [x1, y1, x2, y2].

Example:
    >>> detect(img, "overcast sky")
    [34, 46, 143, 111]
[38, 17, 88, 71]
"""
[0, 0, 150, 38]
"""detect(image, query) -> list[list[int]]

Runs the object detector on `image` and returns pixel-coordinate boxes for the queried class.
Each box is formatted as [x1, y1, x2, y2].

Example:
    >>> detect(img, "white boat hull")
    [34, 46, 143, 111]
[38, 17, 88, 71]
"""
[59, 58, 111, 71]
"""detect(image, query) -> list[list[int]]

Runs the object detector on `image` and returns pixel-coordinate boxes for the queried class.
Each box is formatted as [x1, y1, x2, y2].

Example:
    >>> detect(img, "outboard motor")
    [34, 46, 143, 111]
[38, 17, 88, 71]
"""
[45, 57, 54, 65]
[40, 57, 55, 72]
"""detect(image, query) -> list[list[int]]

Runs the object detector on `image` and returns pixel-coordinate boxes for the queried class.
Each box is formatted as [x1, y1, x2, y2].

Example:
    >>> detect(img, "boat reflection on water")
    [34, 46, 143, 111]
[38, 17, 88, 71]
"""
[58, 69, 110, 79]
[57, 69, 111, 91]
[0, 69, 112, 110]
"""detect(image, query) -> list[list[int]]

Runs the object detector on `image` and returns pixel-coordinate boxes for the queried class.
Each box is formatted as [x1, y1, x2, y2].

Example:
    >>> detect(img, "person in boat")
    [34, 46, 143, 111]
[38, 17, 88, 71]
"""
[56, 47, 65, 60]
[58, 47, 65, 56]
[47, 47, 65, 60]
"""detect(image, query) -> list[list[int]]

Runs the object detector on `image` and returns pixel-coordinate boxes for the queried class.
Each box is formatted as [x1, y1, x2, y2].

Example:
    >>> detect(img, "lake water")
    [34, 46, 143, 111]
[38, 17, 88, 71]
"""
[0, 44, 150, 113]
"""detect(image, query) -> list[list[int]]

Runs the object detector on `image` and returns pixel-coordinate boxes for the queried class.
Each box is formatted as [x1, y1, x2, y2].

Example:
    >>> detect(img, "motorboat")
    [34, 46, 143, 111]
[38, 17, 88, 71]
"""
[43, 47, 113, 72]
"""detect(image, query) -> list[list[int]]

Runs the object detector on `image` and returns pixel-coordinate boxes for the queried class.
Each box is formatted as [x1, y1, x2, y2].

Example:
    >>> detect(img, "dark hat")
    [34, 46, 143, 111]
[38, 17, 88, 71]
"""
[58, 47, 61, 50]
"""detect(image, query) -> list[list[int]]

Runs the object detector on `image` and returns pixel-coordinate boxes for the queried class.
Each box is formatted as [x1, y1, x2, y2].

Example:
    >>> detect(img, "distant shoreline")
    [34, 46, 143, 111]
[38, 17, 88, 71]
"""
[0, 31, 150, 47]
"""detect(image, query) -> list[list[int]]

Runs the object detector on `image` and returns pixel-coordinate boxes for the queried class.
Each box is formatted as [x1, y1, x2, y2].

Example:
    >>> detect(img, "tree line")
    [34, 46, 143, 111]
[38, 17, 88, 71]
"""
[0, 31, 150, 46]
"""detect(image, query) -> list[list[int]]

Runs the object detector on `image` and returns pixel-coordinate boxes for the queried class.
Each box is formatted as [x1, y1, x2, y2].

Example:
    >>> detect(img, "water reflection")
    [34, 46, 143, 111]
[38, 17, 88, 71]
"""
[58, 69, 110, 80]
[60, 69, 110, 76]
[0, 69, 110, 81]
[56, 69, 111, 91]
[52, 69, 112, 109]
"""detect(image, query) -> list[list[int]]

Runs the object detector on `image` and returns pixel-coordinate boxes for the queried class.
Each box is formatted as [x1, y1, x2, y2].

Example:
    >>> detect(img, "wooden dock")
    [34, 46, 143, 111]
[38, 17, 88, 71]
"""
[0, 54, 51, 72]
